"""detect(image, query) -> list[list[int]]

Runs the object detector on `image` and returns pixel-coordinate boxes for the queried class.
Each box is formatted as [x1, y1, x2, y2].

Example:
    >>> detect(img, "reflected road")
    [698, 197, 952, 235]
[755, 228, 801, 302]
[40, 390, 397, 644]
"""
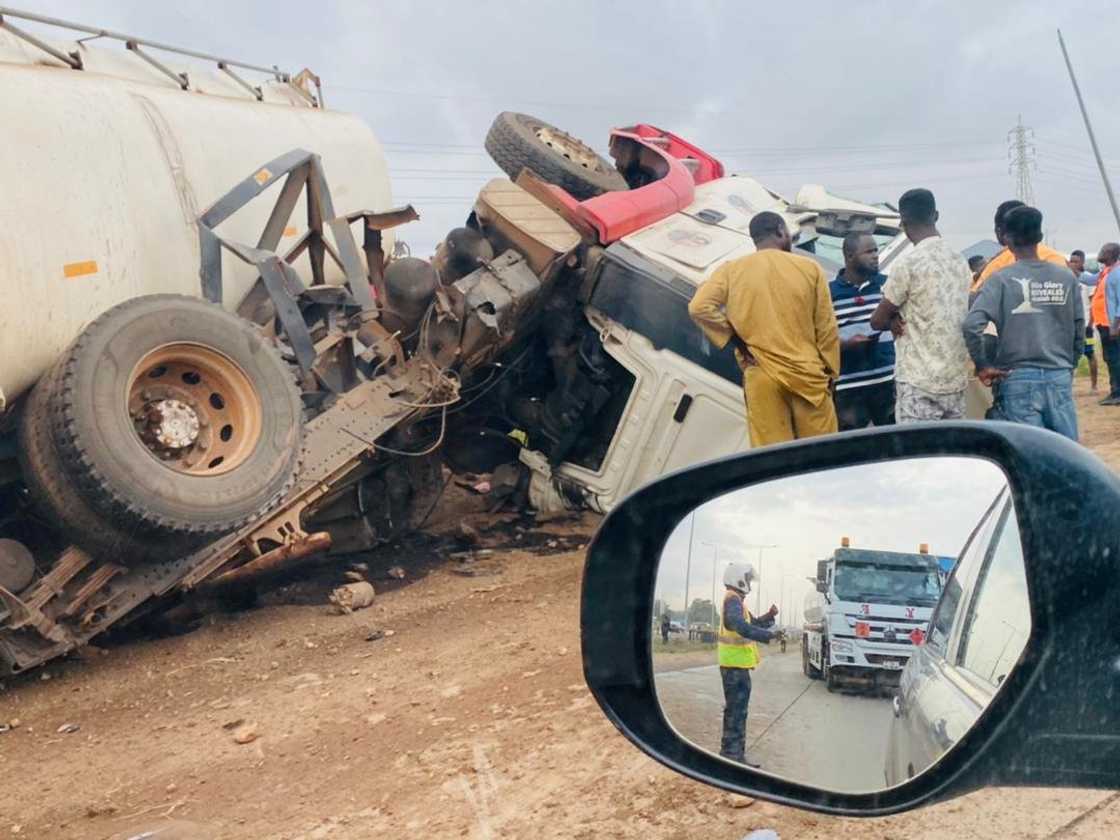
[654, 648, 893, 792]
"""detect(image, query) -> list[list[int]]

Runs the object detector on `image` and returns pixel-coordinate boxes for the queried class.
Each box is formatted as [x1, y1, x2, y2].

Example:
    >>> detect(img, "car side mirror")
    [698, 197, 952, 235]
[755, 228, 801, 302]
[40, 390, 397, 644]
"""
[581, 423, 1120, 816]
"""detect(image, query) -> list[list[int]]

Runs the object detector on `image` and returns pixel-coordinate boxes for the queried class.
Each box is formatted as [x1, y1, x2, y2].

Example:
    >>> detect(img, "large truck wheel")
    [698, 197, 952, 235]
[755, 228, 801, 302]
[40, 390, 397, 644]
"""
[18, 295, 303, 562]
[485, 112, 628, 200]
[804, 637, 822, 680]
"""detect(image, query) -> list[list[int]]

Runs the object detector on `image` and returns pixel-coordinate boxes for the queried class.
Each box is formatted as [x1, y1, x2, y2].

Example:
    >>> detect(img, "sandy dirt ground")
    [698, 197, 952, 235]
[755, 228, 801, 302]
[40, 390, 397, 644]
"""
[2, 377, 1118, 840]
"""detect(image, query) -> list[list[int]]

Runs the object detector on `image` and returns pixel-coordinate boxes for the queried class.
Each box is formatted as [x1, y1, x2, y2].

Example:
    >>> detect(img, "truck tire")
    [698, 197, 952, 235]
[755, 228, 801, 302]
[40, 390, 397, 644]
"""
[802, 637, 821, 679]
[18, 295, 303, 562]
[822, 642, 838, 692]
[485, 112, 628, 200]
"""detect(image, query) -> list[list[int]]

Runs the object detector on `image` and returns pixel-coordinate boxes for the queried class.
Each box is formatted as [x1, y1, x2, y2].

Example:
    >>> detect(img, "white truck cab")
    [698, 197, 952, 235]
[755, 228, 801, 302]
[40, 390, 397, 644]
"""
[802, 539, 945, 693]
[533, 177, 912, 513]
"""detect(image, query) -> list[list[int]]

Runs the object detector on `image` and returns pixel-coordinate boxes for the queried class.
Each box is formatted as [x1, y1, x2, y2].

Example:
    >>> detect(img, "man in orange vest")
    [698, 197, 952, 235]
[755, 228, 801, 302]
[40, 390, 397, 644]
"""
[1084, 243, 1120, 405]
[972, 200, 1071, 293]
[718, 562, 780, 767]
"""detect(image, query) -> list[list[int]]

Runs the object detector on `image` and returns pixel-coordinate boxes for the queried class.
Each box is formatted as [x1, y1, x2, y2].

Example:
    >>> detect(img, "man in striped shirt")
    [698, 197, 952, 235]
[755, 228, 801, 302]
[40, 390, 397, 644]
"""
[829, 232, 896, 430]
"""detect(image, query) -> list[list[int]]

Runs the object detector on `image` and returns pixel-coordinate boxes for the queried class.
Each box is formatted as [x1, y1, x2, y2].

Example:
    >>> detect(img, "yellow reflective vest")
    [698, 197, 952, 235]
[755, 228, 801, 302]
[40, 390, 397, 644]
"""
[719, 590, 760, 669]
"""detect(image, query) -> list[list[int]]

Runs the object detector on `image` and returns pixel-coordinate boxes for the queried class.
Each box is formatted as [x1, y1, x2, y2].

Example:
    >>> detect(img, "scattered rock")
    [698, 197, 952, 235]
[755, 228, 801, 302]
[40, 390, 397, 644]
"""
[557, 647, 569, 657]
[56, 722, 80, 734]
[440, 685, 462, 699]
[221, 718, 246, 731]
[387, 566, 406, 580]
[344, 571, 366, 582]
[304, 639, 319, 650]
[726, 794, 756, 809]
[84, 803, 118, 818]
[166, 783, 178, 794]
[270, 661, 280, 670]
[384, 630, 396, 638]
[366, 713, 387, 727]
[350, 562, 369, 572]
[232, 722, 260, 744]
[40, 673, 51, 681]
[364, 630, 385, 642]
[521, 670, 542, 679]
[329, 582, 376, 614]
[458, 522, 481, 544]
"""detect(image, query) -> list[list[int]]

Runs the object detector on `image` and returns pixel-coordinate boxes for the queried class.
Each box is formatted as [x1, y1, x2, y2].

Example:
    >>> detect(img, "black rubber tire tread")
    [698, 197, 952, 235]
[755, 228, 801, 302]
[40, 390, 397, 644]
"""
[484, 111, 628, 200]
[18, 360, 162, 562]
[802, 637, 822, 680]
[31, 295, 303, 554]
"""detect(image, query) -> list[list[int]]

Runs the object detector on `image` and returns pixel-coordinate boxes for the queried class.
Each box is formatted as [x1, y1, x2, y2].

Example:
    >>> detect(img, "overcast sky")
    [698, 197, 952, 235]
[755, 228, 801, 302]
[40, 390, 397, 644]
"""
[19, 0, 1120, 258]
[653, 457, 1010, 624]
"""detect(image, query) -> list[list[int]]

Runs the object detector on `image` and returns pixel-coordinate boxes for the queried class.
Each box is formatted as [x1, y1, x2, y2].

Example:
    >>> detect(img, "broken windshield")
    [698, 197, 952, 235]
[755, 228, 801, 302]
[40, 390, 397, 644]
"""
[834, 561, 942, 606]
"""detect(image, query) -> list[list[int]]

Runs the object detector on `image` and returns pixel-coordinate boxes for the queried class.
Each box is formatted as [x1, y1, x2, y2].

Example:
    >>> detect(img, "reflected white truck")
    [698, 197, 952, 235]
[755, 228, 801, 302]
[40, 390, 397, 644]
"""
[801, 539, 944, 693]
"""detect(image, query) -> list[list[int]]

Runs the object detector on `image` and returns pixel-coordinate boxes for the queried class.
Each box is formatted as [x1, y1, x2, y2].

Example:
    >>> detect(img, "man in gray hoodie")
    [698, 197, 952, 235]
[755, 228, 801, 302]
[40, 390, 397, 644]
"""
[963, 206, 1084, 441]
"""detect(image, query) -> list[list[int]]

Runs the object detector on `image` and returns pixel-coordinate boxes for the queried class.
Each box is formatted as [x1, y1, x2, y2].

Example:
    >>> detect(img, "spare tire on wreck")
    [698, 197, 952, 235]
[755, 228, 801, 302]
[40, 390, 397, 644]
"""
[484, 111, 628, 200]
[18, 294, 304, 563]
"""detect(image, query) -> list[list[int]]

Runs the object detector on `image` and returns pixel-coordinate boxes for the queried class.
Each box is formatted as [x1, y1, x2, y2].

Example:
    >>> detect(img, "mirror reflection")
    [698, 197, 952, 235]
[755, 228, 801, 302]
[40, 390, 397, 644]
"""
[652, 457, 1029, 793]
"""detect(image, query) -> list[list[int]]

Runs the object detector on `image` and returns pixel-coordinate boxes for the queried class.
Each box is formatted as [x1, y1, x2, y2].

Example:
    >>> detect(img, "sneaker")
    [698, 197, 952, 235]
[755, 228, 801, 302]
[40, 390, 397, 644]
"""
[1101, 396, 1120, 406]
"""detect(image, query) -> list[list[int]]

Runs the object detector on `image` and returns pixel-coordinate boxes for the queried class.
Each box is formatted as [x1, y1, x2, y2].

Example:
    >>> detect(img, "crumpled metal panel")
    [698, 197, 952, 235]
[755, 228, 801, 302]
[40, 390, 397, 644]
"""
[453, 251, 542, 370]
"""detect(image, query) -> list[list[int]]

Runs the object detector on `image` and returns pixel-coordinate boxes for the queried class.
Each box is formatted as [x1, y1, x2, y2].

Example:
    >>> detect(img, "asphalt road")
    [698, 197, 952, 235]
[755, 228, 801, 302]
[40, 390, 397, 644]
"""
[654, 647, 893, 792]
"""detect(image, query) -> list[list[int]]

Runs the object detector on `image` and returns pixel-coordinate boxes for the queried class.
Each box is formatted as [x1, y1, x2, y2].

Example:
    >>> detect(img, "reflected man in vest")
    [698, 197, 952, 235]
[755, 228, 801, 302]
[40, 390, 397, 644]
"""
[719, 562, 780, 767]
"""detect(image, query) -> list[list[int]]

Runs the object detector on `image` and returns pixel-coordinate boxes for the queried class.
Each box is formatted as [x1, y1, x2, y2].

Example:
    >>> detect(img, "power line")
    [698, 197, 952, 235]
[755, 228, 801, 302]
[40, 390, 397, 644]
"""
[711, 139, 1001, 157]
[1008, 115, 1037, 206]
[333, 83, 698, 114]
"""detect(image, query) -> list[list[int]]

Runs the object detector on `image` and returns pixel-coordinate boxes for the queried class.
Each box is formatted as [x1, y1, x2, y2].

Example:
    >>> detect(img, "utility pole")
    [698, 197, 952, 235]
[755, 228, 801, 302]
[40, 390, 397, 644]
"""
[1007, 115, 1036, 206]
[750, 544, 777, 616]
[683, 512, 695, 635]
[696, 541, 724, 631]
[1058, 29, 1120, 235]
[710, 544, 718, 628]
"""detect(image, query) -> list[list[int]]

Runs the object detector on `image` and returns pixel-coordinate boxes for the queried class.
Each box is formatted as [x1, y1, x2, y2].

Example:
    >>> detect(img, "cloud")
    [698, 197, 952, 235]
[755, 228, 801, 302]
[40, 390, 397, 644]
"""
[21, 1, 1120, 254]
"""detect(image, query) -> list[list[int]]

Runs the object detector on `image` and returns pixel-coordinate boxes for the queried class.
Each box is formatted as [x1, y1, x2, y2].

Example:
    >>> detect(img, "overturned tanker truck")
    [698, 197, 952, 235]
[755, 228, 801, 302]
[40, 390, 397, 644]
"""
[0, 10, 912, 675]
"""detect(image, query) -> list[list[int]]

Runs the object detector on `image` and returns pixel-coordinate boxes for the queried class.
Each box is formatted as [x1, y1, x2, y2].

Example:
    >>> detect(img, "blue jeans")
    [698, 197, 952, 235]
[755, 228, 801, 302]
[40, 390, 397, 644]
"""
[994, 367, 1078, 441]
[719, 666, 752, 762]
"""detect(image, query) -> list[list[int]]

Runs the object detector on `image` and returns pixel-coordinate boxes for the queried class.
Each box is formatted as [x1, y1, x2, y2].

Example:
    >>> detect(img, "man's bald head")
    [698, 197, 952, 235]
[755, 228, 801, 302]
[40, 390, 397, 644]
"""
[1098, 242, 1120, 265]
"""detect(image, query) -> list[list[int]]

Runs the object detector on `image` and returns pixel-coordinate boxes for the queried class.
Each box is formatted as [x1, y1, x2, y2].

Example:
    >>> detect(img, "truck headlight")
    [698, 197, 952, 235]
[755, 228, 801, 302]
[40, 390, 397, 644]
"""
[831, 640, 853, 653]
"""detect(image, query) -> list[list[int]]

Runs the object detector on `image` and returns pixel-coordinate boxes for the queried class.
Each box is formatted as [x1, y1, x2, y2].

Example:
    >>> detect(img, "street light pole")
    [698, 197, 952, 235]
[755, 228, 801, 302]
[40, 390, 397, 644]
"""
[737, 543, 778, 617]
[683, 512, 696, 635]
[701, 540, 720, 631]
[711, 544, 718, 628]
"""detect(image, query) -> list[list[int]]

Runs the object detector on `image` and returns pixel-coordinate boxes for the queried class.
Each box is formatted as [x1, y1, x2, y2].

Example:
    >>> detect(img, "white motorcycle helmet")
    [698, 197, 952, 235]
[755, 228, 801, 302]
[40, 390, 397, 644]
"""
[723, 562, 756, 594]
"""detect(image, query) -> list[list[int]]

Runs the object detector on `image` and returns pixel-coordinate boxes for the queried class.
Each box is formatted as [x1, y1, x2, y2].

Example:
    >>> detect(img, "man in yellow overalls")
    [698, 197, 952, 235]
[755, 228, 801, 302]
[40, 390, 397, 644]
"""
[719, 562, 779, 767]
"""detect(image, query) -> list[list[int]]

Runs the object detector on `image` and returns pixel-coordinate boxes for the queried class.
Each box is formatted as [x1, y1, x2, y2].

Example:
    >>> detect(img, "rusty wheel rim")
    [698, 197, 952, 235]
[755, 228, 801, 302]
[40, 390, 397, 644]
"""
[534, 125, 603, 172]
[126, 343, 263, 477]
